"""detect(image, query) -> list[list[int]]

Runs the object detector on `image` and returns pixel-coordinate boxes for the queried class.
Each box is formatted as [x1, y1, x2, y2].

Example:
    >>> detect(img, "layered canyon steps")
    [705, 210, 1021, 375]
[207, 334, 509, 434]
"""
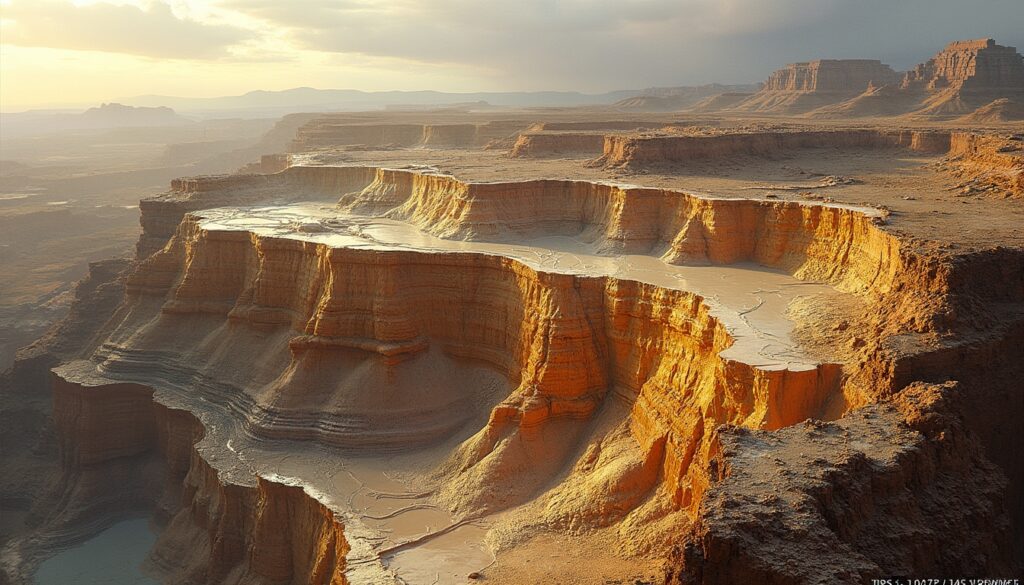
[2, 47, 1024, 585]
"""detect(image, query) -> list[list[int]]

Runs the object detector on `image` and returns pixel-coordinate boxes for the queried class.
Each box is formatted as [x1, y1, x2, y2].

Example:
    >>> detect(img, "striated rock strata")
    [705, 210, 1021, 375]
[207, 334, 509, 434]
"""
[730, 60, 899, 114]
[667, 382, 1015, 583]
[594, 129, 952, 169]
[12, 162, 1022, 583]
[37, 373, 350, 585]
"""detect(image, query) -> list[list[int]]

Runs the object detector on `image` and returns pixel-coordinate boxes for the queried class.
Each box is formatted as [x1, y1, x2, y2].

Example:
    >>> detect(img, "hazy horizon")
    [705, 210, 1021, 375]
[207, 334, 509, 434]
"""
[2, 0, 1023, 111]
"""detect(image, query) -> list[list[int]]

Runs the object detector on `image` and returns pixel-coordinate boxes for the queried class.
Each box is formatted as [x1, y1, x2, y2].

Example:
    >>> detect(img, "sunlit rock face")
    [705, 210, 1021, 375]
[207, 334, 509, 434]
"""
[8, 120, 1022, 583]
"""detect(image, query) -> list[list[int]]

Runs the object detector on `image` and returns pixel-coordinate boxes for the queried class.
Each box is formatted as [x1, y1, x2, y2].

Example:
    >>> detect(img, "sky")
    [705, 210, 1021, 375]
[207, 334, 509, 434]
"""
[1, 0, 1022, 110]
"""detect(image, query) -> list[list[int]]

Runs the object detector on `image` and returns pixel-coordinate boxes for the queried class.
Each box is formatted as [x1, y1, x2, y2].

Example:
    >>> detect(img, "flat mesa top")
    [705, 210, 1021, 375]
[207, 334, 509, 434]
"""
[196, 203, 846, 372]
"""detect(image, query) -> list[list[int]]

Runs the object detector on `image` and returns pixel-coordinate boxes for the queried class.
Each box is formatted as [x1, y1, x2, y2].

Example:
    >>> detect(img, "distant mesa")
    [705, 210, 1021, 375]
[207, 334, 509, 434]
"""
[762, 59, 900, 93]
[686, 38, 1024, 120]
[78, 103, 187, 127]
[0, 102, 190, 138]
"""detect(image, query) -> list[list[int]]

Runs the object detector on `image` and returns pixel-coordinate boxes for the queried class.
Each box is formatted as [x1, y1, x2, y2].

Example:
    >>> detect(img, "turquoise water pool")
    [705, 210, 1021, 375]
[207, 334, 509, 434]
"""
[34, 518, 159, 585]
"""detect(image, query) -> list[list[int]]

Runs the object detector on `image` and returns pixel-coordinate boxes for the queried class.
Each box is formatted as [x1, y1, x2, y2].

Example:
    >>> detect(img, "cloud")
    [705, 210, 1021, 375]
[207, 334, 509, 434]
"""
[219, 0, 1024, 89]
[1, 0, 250, 59]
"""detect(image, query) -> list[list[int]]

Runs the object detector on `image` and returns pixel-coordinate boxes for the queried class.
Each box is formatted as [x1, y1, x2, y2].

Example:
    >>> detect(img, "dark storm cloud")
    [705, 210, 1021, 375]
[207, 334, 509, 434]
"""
[222, 0, 1024, 89]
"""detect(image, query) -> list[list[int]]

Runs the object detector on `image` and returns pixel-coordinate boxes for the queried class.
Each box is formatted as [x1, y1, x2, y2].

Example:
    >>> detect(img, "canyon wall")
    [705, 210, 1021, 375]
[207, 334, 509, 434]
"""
[594, 129, 952, 168]
[24, 163, 1021, 582]
[667, 382, 1014, 583]
[944, 132, 1024, 198]
[117, 164, 1014, 520]
[509, 132, 607, 157]
[43, 374, 349, 585]
[0, 258, 130, 551]
[114, 213, 844, 510]
[761, 60, 899, 92]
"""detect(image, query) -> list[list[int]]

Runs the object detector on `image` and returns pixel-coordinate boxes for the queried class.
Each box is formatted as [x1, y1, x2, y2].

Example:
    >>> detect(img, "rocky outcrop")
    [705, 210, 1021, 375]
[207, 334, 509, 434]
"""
[902, 39, 1024, 94]
[594, 129, 951, 169]
[136, 166, 379, 257]
[509, 132, 607, 157]
[112, 209, 846, 507]
[510, 123, 700, 158]
[942, 132, 1024, 198]
[901, 39, 1024, 118]
[666, 382, 1014, 583]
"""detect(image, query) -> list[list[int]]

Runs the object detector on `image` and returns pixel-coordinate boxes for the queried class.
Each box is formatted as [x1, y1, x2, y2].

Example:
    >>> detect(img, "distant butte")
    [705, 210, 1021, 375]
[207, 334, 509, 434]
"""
[627, 38, 1024, 120]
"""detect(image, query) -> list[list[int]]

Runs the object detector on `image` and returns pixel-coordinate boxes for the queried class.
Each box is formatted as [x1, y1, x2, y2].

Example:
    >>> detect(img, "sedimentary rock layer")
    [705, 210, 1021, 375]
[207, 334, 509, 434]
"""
[944, 132, 1024, 198]
[115, 203, 850, 506]
[696, 39, 1024, 118]
[594, 129, 952, 169]
[47, 374, 349, 585]
[667, 382, 1014, 583]
[902, 38, 1024, 94]
[118, 162, 1002, 521]
[762, 60, 899, 93]
[509, 132, 607, 157]
[137, 166, 380, 257]
[33, 162, 1021, 583]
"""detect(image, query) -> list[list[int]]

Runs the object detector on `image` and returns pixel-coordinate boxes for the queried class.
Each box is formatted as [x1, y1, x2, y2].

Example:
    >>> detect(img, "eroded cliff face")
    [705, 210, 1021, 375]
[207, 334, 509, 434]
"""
[726, 60, 900, 115]
[41, 374, 349, 585]
[761, 60, 900, 93]
[509, 132, 607, 157]
[0, 258, 130, 553]
[594, 129, 952, 169]
[19, 161, 1023, 583]
[943, 132, 1024, 198]
[115, 208, 846, 516]
[695, 39, 1024, 119]
[137, 166, 380, 258]
[902, 39, 1024, 94]
[666, 382, 1014, 583]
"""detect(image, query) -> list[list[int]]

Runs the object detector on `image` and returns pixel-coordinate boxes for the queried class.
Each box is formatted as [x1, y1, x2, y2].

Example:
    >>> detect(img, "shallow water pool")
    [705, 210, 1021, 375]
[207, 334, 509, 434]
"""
[34, 518, 158, 585]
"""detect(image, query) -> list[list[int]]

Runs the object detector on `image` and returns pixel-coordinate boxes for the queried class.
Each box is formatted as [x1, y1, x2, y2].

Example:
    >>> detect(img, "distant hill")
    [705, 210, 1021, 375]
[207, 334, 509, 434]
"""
[122, 87, 645, 117]
[1, 103, 190, 138]
[613, 84, 762, 112]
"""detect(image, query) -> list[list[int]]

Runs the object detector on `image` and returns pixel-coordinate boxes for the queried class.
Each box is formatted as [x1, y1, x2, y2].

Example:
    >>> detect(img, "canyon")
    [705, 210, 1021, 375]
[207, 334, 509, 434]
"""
[1, 36, 1023, 585]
